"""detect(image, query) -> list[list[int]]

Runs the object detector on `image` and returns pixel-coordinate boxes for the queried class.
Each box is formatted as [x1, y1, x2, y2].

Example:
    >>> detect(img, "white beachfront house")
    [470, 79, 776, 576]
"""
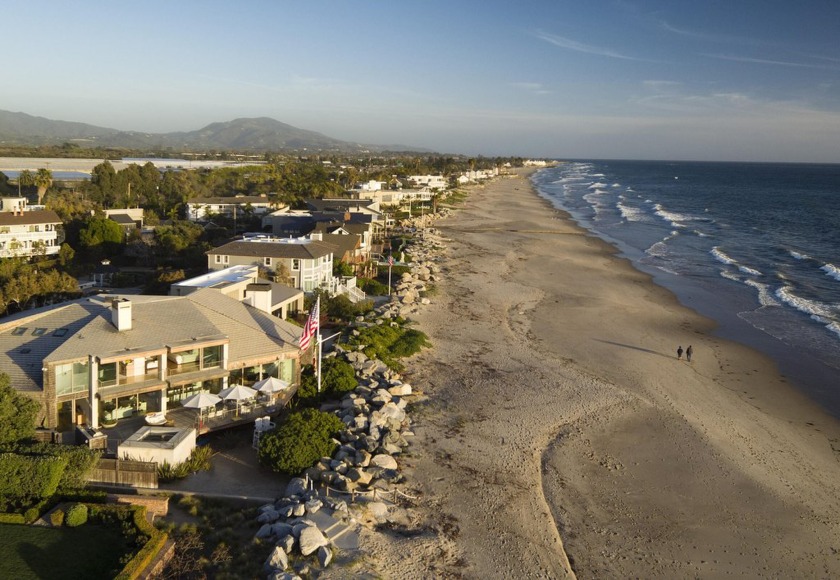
[186, 195, 277, 221]
[207, 236, 336, 293]
[0, 197, 63, 258]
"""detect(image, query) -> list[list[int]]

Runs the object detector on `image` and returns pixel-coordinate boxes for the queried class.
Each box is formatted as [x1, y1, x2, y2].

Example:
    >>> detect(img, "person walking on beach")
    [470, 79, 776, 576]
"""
[686, 345, 693, 362]
[677, 345, 683, 360]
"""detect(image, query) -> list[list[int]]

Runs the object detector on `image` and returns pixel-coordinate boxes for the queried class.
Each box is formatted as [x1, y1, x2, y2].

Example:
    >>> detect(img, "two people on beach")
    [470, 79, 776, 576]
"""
[677, 345, 693, 362]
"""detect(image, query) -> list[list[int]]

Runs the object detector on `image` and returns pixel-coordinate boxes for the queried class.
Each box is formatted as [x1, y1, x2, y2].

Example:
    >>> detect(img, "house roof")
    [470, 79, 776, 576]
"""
[108, 213, 137, 225]
[305, 198, 377, 213]
[207, 239, 334, 259]
[189, 196, 273, 206]
[0, 209, 62, 226]
[0, 289, 302, 391]
[320, 233, 361, 259]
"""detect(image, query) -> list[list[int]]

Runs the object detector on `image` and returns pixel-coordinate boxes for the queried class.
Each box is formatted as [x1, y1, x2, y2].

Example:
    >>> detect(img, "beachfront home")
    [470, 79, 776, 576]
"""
[186, 195, 276, 222]
[170, 264, 304, 319]
[0, 289, 302, 433]
[207, 236, 336, 293]
[0, 197, 63, 258]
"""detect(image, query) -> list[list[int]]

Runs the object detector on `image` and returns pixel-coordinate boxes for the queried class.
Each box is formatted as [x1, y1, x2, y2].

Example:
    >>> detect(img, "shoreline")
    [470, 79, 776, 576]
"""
[366, 168, 840, 578]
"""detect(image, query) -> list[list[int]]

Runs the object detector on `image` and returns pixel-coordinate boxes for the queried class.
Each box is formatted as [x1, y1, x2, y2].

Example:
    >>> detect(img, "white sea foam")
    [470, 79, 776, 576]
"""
[617, 202, 646, 222]
[645, 241, 669, 258]
[790, 250, 810, 261]
[588, 182, 609, 189]
[710, 246, 736, 265]
[693, 229, 709, 238]
[744, 279, 780, 307]
[720, 270, 741, 282]
[739, 265, 763, 276]
[776, 286, 836, 323]
[653, 204, 697, 227]
[821, 263, 840, 281]
[612, 183, 621, 187]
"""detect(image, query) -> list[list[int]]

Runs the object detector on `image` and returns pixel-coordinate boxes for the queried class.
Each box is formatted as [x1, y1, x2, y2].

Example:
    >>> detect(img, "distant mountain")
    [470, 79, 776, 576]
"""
[0, 110, 427, 153]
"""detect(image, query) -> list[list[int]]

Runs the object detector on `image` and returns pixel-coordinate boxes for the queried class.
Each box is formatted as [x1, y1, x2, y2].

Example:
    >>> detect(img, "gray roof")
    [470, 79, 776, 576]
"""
[190, 196, 273, 205]
[207, 239, 334, 259]
[0, 289, 301, 392]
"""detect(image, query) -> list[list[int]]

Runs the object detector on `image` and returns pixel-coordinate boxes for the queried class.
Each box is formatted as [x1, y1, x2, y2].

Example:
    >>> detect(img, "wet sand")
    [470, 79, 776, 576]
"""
[359, 168, 840, 578]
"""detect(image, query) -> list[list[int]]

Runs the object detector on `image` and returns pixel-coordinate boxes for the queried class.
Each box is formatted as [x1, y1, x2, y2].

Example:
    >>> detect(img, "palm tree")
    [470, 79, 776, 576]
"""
[18, 170, 35, 197]
[34, 168, 52, 205]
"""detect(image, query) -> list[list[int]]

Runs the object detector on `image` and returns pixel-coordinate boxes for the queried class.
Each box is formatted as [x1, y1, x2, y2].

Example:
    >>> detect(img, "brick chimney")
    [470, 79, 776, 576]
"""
[111, 298, 132, 331]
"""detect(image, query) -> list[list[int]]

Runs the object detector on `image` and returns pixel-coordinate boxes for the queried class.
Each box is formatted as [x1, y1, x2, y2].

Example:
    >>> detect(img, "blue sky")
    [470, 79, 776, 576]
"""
[4, 1, 840, 162]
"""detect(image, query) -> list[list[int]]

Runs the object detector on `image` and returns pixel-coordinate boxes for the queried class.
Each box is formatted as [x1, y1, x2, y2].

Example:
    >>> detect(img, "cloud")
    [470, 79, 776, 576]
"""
[533, 30, 648, 61]
[704, 53, 840, 71]
[510, 82, 551, 95]
[660, 21, 758, 46]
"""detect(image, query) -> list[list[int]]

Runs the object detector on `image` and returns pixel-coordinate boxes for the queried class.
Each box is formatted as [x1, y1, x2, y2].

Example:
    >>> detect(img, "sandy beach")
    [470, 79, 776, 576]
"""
[352, 168, 840, 579]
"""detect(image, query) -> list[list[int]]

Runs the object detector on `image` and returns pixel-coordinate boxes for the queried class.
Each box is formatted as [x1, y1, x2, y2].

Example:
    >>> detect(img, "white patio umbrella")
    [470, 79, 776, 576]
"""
[181, 391, 222, 409]
[181, 392, 222, 424]
[253, 377, 290, 395]
[219, 384, 257, 416]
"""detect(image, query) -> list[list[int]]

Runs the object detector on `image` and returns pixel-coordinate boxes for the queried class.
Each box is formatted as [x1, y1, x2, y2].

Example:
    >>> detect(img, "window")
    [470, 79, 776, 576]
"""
[215, 255, 222, 264]
[202, 344, 222, 369]
[52, 328, 69, 337]
[264, 257, 272, 267]
[32, 328, 47, 336]
[223, 255, 229, 264]
[56, 361, 89, 395]
[11, 327, 27, 336]
[98, 362, 117, 386]
[292, 259, 300, 271]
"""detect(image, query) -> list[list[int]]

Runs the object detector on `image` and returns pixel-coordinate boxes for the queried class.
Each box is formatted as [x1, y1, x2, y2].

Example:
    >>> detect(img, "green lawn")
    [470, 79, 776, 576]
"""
[0, 523, 131, 579]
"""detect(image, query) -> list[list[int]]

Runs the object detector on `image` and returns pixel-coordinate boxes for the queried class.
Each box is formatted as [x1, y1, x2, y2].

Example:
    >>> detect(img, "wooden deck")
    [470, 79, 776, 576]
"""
[99, 388, 297, 454]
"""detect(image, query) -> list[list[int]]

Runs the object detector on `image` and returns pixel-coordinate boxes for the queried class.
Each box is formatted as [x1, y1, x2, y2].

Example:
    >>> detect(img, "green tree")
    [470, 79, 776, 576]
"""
[0, 373, 39, 444]
[79, 217, 124, 249]
[57, 243, 75, 268]
[18, 170, 35, 195]
[258, 408, 344, 475]
[34, 168, 53, 205]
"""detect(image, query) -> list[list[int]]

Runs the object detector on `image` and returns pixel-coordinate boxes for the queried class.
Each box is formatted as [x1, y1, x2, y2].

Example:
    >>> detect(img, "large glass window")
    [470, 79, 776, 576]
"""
[97, 362, 117, 387]
[55, 362, 89, 395]
[203, 345, 222, 368]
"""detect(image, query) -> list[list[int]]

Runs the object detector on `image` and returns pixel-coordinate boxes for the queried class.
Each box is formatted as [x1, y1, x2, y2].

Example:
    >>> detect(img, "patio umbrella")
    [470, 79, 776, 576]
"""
[219, 384, 257, 416]
[181, 391, 222, 425]
[181, 391, 222, 409]
[253, 377, 290, 395]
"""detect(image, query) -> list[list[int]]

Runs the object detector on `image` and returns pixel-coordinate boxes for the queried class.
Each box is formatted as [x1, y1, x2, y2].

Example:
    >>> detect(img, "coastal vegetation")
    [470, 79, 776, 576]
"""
[258, 408, 345, 475]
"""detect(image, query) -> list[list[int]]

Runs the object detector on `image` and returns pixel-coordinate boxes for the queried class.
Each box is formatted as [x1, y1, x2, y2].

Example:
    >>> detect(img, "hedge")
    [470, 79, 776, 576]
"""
[87, 504, 168, 580]
[0, 453, 67, 508]
[65, 503, 88, 527]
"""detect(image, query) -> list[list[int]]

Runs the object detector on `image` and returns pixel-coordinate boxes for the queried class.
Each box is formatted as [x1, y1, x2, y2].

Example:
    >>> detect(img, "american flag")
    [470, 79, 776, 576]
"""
[388, 254, 394, 266]
[298, 297, 319, 351]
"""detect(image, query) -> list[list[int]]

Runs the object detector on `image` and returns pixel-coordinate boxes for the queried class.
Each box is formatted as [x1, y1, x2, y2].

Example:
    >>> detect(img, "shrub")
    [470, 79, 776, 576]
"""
[345, 323, 430, 372]
[65, 503, 88, 527]
[296, 359, 357, 407]
[157, 445, 214, 482]
[0, 453, 68, 509]
[49, 508, 65, 526]
[359, 277, 390, 296]
[258, 409, 344, 475]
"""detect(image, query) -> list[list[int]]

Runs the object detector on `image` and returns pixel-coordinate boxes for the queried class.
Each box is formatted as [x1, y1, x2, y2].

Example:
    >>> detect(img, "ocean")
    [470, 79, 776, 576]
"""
[532, 160, 840, 417]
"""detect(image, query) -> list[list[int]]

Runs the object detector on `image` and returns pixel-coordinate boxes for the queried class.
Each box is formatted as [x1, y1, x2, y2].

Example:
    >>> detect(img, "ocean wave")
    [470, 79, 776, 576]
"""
[744, 279, 780, 307]
[821, 263, 840, 281]
[645, 241, 669, 258]
[789, 250, 811, 260]
[720, 270, 741, 282]
[617, 202, 647, 222]
[653, 204, 695, 227]
[588, 182, 609, 189]
[776, 286, 836, 324]
[710, 246, 736, 265]
[693, 229, 710, 238]
[612, 183, 621, 187]
[739, 265, 763, 276]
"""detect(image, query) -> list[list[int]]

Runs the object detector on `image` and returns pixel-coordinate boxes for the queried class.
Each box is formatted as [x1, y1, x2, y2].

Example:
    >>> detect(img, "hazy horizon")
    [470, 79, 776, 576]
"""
[5, 1, 840, 163]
